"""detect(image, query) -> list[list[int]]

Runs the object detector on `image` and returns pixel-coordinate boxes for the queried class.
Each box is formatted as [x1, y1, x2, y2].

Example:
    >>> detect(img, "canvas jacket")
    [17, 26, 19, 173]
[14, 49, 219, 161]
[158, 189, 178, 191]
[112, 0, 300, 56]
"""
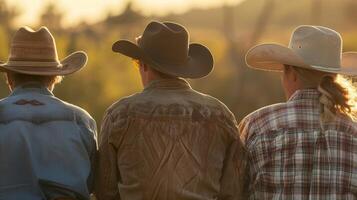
[0, 83, 97, 200]
[95, 78, 248, 200]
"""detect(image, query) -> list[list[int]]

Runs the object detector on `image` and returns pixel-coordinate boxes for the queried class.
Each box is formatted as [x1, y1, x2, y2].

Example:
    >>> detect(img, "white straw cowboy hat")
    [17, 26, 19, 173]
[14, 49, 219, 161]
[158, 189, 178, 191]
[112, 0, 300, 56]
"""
[0, 26, 87, 75]
[245, 25, 357, 75]
[112, 21, 214, 79]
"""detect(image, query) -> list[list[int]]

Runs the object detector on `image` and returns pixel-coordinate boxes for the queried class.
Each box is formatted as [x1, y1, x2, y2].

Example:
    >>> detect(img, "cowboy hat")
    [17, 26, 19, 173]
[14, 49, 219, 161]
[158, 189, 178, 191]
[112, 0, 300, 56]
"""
[112, 21, 214, 79]
[0, 26, 87, 76]
[245, 25, 357, 76]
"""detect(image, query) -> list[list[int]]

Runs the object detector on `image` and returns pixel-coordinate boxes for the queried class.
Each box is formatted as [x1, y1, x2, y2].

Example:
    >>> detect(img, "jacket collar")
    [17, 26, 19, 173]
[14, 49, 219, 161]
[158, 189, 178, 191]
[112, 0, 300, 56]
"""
[10, 82, 54, 97]
[288, 88, 320, 102]
[144, 78, 192, 91]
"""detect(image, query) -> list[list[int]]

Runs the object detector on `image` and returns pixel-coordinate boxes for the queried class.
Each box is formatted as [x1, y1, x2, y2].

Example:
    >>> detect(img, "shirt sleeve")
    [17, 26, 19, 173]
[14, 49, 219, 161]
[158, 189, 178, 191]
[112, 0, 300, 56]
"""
[87, 119, 98, 194]
[76, 114, 98, 194]
[238, 117, 250, 145]
[218, 117, 250, 200]
[94, 112, 121, 200]
[238, 117, 257, 199]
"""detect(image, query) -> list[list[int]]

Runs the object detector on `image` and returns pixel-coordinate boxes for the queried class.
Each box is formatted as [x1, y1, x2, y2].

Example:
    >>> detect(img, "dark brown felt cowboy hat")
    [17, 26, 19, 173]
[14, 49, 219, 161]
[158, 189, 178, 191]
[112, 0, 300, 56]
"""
[112, 21, 214, 78]
[0, 26, 87, 75]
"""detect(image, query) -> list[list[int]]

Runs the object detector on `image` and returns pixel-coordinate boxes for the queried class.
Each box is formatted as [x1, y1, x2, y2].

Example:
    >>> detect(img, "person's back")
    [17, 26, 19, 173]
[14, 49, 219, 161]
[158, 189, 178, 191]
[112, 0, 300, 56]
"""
[98, 78, 246, 199]
[0, 84, 97, 200]
[0, 26, 97, 200]
[240, 89, 357, 199]
[95, 21, 248, 200]
[240, 25, 357, 199]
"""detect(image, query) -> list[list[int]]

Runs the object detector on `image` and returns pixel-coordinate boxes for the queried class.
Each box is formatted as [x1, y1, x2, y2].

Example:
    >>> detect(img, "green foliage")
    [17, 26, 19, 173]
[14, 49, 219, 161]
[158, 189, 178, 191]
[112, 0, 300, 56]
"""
[0, 26, 8, 59]
[0, 0, 356, 125]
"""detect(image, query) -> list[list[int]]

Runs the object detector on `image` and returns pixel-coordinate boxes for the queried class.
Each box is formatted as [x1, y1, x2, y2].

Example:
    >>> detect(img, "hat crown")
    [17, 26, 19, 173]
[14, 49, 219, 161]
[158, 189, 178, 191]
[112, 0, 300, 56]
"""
[139, 21, 189, 65]
[289, 25, 342, 68]
[9, 26, 59, 62]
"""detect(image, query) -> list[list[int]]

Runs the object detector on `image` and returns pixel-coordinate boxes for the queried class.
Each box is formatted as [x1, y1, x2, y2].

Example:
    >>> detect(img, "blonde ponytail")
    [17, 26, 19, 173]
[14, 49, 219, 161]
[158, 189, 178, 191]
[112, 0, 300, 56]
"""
[335, 75, 357, 121]
[291, 66, 357, 124]
[318, 75, 357, 123]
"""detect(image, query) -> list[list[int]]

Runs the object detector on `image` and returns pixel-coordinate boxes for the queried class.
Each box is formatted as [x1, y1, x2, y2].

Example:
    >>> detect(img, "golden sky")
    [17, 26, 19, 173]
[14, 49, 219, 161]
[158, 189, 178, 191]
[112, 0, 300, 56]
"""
[5, 0, 242, 27]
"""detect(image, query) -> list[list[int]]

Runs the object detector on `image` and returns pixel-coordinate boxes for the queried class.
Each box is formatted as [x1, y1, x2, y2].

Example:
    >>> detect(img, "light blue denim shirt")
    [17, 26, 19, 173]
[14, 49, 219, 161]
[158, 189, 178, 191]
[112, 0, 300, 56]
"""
[0, 84, 97, 200]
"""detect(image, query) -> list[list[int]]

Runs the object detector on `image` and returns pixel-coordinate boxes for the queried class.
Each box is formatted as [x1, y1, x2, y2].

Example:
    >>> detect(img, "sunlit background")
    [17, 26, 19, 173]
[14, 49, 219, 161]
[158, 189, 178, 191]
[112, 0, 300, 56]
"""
[6, 0, 242, 26]
[0, 0, 356, 124]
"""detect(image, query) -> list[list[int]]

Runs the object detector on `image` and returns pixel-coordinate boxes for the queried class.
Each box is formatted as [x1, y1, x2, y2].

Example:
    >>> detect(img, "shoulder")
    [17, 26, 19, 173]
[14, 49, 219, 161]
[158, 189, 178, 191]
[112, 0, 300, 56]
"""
[197, 91, 236, 121]
[61, 100, 94, 121]
[349, 120, 357, 136]
[242, 102, 288, 124]
[0, 95, 15, 105]
[239, 102, 288, 142]
[103, 93, 140, 121]
[190, 90, 239, 136]
[335, 115, 357, 137]
[57, 99, 97, 129]
[99, 93, 140, 143]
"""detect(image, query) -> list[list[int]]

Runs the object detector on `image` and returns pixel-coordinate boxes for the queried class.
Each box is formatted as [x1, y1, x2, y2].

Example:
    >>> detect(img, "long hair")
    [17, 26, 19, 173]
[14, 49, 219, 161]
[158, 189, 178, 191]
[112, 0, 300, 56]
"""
[334, 75, 357, 120]
[292, 66, 357, 122]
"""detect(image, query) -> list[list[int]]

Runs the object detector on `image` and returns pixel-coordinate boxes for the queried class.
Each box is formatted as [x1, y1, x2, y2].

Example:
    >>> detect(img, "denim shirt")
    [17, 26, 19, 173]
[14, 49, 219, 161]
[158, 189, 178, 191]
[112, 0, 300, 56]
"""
[95, 78, 249, 200]
[0, 84, 97, 200]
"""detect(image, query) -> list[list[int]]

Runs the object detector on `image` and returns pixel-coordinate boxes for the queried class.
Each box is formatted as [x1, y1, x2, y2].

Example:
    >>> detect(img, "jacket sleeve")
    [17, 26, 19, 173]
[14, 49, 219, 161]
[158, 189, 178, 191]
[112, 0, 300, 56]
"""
[219, 117, 250, 200]
[94, 112, 121, 200]
[238, 117, 251, 145]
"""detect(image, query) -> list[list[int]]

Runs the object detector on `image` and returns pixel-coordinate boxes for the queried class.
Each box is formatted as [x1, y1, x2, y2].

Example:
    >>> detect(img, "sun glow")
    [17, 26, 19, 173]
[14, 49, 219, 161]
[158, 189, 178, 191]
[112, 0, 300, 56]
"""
[4, 0, 243, 27]
[336, 75, 357, 121]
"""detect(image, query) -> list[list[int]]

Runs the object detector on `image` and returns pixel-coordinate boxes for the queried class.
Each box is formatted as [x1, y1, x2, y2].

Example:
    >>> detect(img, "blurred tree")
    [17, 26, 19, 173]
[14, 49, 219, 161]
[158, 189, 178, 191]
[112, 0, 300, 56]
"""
[222, 0, 277, 118]
[105, 0, 144, 26]
[310, 0, 322, 24]
[0, 26, 8, 60]
[345, 0, 357, 24]
[222, 3, 247, 114]
[103, 0, 146, 39]
[39, 3, 63, 31]
[0, 0, 20, 33]
[250, 0, 275, 44]
[66, 22, 100, 54]
[223, 4, 235, 42]
[66, 32, 78, 54]
[1, 0, 350, 124]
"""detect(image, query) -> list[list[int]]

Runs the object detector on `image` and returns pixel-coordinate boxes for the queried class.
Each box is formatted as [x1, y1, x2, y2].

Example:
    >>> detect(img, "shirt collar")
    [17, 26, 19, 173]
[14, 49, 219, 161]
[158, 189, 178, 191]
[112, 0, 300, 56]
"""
[288, 88, 320, 102]
[10, 82, 54, 97]
[144, 78, 192, 91]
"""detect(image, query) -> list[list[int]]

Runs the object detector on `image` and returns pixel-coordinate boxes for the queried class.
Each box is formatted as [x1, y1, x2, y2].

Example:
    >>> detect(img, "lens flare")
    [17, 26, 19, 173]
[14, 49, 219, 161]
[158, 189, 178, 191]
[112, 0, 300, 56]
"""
[336, 75, 357, 121]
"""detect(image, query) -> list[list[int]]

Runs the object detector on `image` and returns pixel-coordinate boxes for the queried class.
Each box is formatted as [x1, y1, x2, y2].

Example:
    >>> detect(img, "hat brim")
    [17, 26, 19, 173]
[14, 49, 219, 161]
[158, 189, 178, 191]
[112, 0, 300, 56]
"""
[112, 40, 213, 79]
[245, 43, 357, 76]
[0, 51, 87, 76]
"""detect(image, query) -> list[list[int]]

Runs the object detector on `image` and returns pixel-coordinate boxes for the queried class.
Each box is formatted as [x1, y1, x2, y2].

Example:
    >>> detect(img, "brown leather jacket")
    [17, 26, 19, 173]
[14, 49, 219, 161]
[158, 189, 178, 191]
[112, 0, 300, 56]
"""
[95, 78, 248, 200]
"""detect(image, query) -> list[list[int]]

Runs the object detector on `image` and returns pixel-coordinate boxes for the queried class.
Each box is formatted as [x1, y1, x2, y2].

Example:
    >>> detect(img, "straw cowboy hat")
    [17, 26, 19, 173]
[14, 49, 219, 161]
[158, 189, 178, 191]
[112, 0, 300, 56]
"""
[112, 21, 214, 78]
[0, 26, 87, 76]
[245, 25, 357, 75]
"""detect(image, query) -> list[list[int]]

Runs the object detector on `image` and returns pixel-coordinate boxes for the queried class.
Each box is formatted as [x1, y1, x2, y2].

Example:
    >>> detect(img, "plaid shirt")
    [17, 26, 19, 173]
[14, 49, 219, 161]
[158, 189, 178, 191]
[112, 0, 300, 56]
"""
[239, 89, 357, 199]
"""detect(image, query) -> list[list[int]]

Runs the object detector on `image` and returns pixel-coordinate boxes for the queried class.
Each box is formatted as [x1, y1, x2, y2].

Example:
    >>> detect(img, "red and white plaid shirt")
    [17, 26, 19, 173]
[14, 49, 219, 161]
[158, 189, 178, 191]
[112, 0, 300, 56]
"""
[239, 89, 357, 199]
